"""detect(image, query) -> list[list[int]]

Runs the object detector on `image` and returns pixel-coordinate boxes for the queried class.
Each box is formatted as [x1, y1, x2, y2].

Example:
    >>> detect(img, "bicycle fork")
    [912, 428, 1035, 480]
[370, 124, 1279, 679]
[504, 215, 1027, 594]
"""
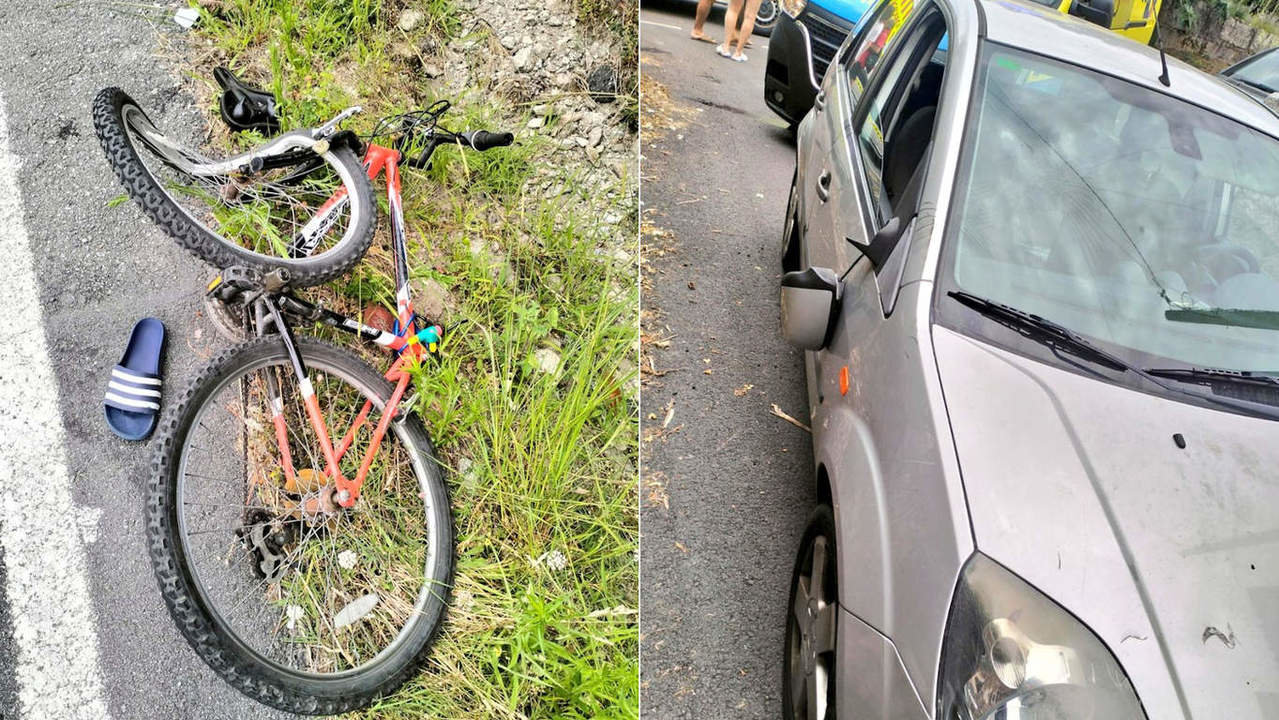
[253, 295, 429, 511]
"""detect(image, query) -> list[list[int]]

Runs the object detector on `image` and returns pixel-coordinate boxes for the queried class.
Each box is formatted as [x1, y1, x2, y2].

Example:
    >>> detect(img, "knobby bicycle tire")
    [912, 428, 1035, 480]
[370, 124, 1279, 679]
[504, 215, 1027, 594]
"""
[93, 87, 375, 287]
[148, 336, 453, 714]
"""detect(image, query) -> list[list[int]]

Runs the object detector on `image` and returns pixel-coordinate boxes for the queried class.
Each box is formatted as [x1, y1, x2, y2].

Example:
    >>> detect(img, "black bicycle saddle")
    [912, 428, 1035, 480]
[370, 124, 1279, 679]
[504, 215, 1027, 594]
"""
[214, 67, 280, 134]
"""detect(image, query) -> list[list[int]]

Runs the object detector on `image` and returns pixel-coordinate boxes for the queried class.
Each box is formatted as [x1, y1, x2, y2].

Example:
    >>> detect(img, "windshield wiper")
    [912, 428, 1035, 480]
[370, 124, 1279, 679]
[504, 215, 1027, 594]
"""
[1165, 307, 1279, 331]
[1144, 366, 1279, 388]
[948, 290, 1135, 373]
[1227, 75, 1277, 94]
[948, 291, 1279, 415]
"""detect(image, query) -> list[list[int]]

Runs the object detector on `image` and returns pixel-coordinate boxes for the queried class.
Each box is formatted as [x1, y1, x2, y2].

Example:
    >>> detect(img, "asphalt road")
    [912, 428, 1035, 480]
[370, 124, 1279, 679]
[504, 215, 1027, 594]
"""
[0, 2, 292, 718]
[639, 3, 818, 718]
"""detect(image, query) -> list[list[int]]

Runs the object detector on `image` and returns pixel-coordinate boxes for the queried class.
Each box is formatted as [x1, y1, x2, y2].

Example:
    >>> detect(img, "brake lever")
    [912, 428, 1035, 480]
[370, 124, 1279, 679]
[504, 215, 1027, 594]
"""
[406, 136, 449, 170]
[313, 106, 362, 140]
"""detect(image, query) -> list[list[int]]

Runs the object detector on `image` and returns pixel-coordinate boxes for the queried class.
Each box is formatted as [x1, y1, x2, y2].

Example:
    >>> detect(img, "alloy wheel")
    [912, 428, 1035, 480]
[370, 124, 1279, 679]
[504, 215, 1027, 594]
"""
[786, 510, 837, 720]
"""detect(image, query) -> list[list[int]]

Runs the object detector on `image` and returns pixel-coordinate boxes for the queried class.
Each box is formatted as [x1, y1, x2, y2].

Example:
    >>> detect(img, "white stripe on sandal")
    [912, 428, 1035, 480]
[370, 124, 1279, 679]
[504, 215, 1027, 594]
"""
[104, 392, 160, 411]
[111, 367, 161, 386]
[107, 380, 160, 398]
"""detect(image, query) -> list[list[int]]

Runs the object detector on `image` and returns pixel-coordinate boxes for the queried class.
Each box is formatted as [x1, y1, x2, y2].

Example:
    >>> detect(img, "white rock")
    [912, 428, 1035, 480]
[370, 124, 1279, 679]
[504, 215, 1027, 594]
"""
[513, 46, 534, 71]
[338, 550, 358, 570]
[285, 604, 304, 631]
[417, 278, 449, 319]
[397, 9, 424, 31]
[527, 117, 545, 129]
[173, 7, 199, 28]
[533, 348, 561, 375]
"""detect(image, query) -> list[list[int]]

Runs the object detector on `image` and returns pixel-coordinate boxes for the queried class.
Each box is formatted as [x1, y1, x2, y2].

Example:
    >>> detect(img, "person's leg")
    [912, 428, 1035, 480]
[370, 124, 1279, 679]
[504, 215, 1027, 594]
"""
[691, 0, 716, 41]
[719, 0, 745, 55]
[733, 0, 766, 57]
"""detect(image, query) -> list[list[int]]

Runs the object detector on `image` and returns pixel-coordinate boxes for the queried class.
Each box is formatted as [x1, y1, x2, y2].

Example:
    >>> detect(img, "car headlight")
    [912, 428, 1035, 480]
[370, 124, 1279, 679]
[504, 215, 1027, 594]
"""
[937, 555, 1147, 720]
[780, 0, 807, 17]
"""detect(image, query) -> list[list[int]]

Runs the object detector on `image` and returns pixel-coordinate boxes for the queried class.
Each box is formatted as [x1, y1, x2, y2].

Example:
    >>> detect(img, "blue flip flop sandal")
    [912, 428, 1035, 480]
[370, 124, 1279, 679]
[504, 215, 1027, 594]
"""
[104, 318, 166, 441]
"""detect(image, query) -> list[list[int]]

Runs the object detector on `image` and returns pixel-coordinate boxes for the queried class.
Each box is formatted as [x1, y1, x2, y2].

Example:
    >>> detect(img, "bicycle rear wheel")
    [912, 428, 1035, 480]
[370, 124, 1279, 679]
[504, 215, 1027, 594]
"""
[149, 337, 452, 714]
[93, 87, 375, 287]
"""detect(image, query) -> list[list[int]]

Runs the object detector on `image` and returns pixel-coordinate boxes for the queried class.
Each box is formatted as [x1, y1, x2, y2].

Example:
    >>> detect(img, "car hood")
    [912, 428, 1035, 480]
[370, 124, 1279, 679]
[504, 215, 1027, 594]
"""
[932, 325, 1279, 720]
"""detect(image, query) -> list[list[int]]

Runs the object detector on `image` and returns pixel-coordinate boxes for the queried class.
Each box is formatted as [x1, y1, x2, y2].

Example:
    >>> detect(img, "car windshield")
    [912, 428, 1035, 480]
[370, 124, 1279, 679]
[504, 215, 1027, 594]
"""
[945, 45, 1279, 374]
[1225, 48, 1279, 93]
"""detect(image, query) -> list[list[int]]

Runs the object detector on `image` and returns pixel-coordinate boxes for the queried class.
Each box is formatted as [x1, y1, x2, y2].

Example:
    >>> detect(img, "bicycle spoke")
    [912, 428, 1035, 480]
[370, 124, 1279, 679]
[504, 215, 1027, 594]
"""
[176, 353, 435, 676]
[122, 113, 356, 259]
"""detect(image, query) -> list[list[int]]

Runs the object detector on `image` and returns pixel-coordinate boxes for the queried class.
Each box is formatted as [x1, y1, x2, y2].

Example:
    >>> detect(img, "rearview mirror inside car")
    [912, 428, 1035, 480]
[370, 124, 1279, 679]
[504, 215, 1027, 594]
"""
[780, 267, 843, 350]
[1069, 0, 1115, 29]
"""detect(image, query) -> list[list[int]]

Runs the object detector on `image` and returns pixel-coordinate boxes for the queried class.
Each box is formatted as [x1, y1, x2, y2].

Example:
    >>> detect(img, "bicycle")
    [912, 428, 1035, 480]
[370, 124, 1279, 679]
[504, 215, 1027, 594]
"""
[93, 87, 513, 714]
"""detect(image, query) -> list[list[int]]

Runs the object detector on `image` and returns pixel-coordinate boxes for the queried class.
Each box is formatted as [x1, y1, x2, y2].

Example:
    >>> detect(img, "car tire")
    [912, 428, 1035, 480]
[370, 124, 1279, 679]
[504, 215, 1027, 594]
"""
[783, 505, 838, 720]
[782, 168, 802, 272]
[754, 0, 779, 35]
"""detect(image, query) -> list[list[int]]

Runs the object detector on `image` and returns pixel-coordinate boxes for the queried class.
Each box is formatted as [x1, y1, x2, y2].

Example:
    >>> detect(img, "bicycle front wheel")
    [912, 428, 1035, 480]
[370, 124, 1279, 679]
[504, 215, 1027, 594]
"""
[93, 87, 375, 287]
[149, 337, 453, 714]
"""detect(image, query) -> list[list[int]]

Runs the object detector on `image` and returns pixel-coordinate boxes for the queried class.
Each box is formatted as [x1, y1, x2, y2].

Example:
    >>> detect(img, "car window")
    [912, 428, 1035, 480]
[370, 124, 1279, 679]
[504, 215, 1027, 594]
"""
[843, 0, 918, 105]
[856, 12, 947, 223]
[1225, 48, 1279, 93]
[946, 44, 1279, 374]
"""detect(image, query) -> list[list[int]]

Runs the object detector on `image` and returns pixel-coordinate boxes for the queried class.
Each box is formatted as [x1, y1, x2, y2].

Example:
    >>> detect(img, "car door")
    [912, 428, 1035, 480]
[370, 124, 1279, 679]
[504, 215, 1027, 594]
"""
[802, 0, 903, 275]
[803, 2, 947, 404]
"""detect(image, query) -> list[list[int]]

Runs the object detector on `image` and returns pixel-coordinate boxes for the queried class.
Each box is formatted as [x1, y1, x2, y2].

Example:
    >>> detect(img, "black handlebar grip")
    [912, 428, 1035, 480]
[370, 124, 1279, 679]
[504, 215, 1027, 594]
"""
[466, 130, 515, 151]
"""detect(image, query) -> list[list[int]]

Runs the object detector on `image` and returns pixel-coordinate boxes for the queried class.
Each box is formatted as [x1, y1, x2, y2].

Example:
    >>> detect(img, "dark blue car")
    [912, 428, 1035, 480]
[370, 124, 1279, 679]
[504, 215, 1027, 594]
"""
[764, 0, 874, 127]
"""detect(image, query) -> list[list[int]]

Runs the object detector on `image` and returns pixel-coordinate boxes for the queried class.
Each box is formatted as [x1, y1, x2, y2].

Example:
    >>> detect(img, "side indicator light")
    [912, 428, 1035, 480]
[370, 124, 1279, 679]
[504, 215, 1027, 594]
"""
[839, 366, 849, 396]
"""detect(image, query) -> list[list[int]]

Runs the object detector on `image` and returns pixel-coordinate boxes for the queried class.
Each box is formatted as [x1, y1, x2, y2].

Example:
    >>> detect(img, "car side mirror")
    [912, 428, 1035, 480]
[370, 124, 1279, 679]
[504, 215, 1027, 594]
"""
[1069, 0, 1115, 28]
[780, 266, 843, 350]
[848, 216, 903, 272]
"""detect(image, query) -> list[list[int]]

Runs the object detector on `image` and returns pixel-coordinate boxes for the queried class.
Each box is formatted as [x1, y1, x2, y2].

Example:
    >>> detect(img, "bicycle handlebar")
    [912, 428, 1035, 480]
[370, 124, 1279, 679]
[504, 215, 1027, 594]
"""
[461, 130, 515, 151]
[403, 128, 515, 169]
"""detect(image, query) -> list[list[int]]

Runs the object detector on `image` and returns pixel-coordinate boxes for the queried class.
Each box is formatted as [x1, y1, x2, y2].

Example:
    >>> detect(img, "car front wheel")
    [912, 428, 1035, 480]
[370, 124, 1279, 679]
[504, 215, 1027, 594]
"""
[783, 505, 838, 720]
[782, 168, 802, 272]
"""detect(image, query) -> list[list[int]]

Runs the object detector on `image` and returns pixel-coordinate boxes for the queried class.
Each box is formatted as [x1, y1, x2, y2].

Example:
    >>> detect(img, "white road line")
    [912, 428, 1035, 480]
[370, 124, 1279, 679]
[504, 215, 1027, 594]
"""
[641, 19, 683, 30]
[0, 94, 112, 720]
[640, 17, 770, 50]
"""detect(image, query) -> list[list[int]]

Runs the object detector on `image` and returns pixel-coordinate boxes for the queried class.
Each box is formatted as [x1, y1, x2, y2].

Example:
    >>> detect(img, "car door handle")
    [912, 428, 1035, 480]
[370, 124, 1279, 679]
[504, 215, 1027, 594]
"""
[815, 169, 831, 202]
[814, 91, 826, 112]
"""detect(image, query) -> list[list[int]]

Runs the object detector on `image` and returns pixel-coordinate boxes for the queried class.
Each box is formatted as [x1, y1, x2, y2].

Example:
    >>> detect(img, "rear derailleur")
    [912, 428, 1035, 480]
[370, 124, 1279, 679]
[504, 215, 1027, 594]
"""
[236, 509, 300, 582]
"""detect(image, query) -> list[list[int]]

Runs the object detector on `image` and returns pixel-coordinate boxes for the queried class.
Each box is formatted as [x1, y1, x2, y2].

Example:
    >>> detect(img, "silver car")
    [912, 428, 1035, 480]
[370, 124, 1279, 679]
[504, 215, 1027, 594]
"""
[778, 0, 1279, 717]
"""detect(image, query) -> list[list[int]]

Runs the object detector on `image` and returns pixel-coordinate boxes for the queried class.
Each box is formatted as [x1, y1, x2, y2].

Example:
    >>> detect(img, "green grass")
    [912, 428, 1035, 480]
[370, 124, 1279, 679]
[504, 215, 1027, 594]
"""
[180, 1, 638, 717]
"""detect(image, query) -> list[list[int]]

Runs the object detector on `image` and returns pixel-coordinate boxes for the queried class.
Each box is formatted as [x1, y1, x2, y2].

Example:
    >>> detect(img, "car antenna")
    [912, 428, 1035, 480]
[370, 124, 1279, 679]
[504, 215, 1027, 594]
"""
[1156, 27, 1171, 87]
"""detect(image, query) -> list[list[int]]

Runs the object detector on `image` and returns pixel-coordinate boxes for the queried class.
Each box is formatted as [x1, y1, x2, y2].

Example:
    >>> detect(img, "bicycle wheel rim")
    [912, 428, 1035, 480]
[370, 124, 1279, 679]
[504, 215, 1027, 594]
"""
[174, 351, 447, 680]
[119, 104, 368, 265]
